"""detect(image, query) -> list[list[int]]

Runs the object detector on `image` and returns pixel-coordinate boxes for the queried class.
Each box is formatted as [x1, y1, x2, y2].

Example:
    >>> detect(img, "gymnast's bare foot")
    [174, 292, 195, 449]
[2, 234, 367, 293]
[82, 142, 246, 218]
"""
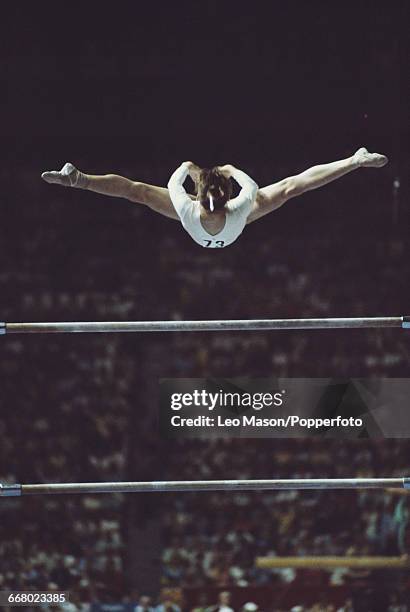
[353, 147, 388, 168]
[41, 162, 88, 188]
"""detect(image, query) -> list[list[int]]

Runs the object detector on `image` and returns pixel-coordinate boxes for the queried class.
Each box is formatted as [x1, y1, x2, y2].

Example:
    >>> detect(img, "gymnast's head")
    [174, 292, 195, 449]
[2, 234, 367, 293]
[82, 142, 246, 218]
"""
[197, 167, 232, 212]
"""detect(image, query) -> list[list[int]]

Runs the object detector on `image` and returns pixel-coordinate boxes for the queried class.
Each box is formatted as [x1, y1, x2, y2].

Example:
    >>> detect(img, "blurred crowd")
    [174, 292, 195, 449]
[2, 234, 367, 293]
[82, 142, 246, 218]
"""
[162, 439, 410, 588]
[0, 178, 408, 609]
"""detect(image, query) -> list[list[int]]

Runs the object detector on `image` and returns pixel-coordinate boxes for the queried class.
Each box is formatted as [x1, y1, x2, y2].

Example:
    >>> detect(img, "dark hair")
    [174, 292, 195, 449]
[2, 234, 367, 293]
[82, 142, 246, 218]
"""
[197, 167, 232, 212]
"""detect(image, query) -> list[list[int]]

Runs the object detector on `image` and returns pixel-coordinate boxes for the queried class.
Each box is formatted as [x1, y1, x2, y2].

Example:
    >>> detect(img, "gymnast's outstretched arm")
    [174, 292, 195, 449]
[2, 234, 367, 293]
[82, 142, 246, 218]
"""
[246, 147, 388, 224]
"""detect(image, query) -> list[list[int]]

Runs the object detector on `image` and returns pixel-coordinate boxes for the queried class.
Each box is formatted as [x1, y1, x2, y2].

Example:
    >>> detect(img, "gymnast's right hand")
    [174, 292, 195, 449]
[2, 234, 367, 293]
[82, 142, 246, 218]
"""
[217, 164, 234, 178]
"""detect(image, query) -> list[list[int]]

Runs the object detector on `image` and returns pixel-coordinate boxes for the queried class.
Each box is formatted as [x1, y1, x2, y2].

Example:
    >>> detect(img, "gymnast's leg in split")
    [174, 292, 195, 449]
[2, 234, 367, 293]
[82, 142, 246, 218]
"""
[246, 147, 388, 223]
[42, 163, 183, 220]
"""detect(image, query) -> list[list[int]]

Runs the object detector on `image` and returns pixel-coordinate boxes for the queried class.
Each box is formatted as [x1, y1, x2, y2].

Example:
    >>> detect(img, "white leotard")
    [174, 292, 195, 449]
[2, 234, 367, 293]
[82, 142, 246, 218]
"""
[167, 163, 258, 248]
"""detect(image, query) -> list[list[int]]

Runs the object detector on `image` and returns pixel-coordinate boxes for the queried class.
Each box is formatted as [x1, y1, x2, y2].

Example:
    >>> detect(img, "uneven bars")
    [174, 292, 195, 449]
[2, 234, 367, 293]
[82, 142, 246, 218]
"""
[0, 316, 409, 335]
[1, 477, 409, 497]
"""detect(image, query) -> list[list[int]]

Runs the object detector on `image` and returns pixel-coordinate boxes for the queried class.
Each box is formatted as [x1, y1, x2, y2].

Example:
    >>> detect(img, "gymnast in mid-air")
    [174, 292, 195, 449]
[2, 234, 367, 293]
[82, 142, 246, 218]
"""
[42, 147, 387, 249]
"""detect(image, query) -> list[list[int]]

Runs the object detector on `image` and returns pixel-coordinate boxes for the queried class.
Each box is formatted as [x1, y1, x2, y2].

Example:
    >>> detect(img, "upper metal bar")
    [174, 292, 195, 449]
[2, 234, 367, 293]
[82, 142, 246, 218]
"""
[1, 478, 408, 497]
[1, 316, 406, 334]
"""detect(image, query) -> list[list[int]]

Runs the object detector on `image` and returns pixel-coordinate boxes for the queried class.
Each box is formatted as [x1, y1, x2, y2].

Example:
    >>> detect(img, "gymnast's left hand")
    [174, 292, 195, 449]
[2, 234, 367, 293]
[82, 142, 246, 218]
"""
[183, 161, 201, 183]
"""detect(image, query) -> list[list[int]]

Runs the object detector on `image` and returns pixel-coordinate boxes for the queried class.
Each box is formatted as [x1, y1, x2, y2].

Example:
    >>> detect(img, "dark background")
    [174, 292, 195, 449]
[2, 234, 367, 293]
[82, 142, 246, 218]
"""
[0, 1, 409, 610]
[1, 0, 408, 225]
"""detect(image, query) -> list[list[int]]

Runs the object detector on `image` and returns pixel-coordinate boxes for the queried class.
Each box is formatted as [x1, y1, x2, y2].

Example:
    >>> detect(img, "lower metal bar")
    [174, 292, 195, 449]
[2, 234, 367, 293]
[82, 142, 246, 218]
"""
[1, 316, 407, 334]
[1, 478, 409, 497]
